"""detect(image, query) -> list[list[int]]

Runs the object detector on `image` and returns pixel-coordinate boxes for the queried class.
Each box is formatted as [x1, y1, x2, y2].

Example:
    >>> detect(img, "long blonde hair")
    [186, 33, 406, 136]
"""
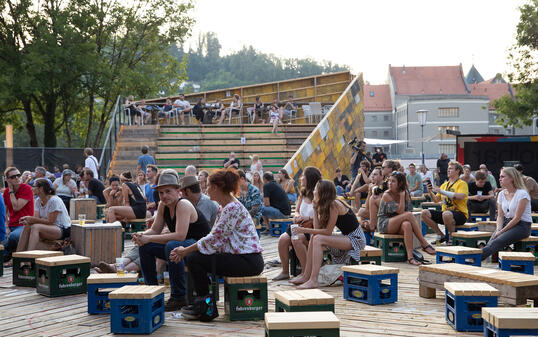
[502, 167, 527, 191]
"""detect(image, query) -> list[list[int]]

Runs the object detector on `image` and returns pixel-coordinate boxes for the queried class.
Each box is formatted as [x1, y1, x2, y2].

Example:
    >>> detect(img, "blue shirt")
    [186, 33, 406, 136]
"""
[137, 154, 155, 173]
[0, 194, 5, 242]
[238, 183, 263, 221]
[145, 184, 156, 203]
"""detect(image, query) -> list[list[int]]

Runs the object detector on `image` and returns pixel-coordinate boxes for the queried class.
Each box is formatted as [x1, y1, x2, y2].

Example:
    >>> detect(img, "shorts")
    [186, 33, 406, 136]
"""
[429, 209, 467, 227]
[124, 247, 141, 267]
[61, 227, 71, 240]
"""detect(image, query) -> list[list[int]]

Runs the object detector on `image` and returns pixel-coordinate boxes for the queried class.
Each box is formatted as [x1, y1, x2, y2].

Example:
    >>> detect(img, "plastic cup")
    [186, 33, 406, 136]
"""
[163, 271, 170, 287]
[78, 214, 86, 226]
[291, 224, 299, 240]
[115, 258, 125, 276]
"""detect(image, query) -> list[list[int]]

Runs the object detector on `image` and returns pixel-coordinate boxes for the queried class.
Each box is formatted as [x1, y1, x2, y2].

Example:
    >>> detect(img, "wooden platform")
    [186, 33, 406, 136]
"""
[2, 234, 535, 336]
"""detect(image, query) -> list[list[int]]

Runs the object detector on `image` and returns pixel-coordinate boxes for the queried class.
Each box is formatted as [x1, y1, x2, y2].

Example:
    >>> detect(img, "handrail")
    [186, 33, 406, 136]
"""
[99, 95, 122, 180]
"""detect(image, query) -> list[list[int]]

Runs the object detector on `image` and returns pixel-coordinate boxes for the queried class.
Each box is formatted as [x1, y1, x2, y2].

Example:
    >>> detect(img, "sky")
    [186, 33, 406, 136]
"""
[186, 0, 524, 84]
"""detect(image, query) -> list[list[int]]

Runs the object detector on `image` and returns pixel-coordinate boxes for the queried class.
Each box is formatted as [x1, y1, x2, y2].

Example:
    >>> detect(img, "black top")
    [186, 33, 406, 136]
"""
[333, 175, 350, 188]
[263, 181, 291, 216]
[468, 181, 493, 197]
[334, 200, 360, 235]
[88, 178, 106, 204]
[437, 158, 450, 175]
[125, 182, 146, 209]
[163, 198, 211, 240]
[351, 151, 372, 176]
[372, 152, 386, 163]
[193, 103, 206, 121]
[223, 158, 240, 169]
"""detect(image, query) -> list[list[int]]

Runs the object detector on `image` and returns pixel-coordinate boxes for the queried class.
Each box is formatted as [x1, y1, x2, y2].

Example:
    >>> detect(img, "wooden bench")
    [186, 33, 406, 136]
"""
[418, 263, 538, 305]
[532, 223, 538, 236]
[420, 202, 442, 211]
[274, 289, 334, 312]
[482, 307, 538, 337]
[264, 311, 339, 337]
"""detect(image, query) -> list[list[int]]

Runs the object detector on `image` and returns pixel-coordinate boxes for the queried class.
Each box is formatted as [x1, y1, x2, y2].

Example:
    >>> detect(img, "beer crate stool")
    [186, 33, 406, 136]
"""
[456, 223, 479, 231]
[224, 276, 268, 321]
[264, 311, 339, 337]
[482, 307, 538, 337]
[12, 250, 63, 287]
[468, 212, 490, 223]
[269, 219, 292, 238]
[515, 236, 538, 265]
[35, 255, 91, 297]
[532, 224, 538, 237]
[452, 231, 491, 248]
[444, 282, 499, 332]
[71, 222, 123, 267]
[109, 285, 165, 334]
[70, 197, 97, 220]
[498, 252, 535, 275]
[411, 196, 427, 208]
[0, 245, 3, 277]
[373, 233, 406, 262]
[274, 289, 334, 312]
[350, 245, 382, 265]
[96, 204, 106, 220]
[87, 273, 139, 314]
[532, 212, 538, 223]
[436, 246, 482, 267]
[124, 219, 147, 239]
[342, 264, 399, 305]
[476, 221, 497, 232]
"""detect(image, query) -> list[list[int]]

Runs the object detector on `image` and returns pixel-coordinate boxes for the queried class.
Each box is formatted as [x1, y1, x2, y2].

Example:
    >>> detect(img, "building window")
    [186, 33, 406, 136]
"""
[383, 130, 389, 137]
[371, 115, 377, 122]
[369, 91, 374, 97]
[438, 126, 459, 140]
[493, 129, 500, 134]
[371, 131, 377, 137]
[384, 115, 389, 121]
[439, 144, 456, 154]
[438, 107, 459, 117]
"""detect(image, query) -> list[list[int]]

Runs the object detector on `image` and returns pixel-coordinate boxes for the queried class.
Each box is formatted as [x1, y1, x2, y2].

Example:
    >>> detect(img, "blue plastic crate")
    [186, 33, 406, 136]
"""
[363, 231, 374, 246]
[343, 271, 398, 305]
[445, 290, 497, 332]
[110, 293, 164, 334]
[436, 251, 482, 267]
[88, 281, 138, 314]
[469, 214, 490, 223]
[499, 258, 534, 275]
[483, 320, 538, 337]
[269, 219, 292, 237]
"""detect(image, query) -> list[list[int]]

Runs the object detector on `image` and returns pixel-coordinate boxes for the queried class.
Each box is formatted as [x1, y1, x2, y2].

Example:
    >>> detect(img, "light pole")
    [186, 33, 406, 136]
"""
[416, 109, 428, 165]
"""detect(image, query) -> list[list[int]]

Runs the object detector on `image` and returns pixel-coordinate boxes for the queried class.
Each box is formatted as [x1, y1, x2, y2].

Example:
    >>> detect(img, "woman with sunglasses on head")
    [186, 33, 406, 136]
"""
[377, 172, 435, 265]
[16, 178, 71, 252]
[292, 179, 366, 289]
[106, 171, 147, 222]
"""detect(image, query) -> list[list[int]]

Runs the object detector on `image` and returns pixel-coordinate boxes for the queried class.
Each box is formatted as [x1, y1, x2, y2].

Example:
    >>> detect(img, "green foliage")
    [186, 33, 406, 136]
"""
[175, 33, 349, 92]
[493, 0, 538, 128]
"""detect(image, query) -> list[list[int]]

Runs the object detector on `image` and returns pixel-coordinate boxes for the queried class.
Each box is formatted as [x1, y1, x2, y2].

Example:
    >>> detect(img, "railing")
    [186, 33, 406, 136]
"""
[99, 95, 124, 180]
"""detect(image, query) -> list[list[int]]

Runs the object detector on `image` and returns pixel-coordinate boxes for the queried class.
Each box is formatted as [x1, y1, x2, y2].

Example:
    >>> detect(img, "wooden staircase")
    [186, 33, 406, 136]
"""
[156, 124, 316, 174]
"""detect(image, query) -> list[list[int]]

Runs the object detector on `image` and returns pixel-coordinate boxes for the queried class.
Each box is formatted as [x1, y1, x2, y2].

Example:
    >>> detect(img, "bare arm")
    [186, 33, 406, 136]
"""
[10, 193, 29, 212]
[301, 201, 340, 236]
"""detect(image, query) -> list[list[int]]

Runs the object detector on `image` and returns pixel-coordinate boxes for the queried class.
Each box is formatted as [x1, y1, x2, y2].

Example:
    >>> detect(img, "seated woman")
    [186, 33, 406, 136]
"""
[136, 171, 148, 197]
[106, 171, 147, 222]
[212, 99, 226, 123]
[16, 178, 71, 252]
[197, 170, 209, 194]
[481, 167, 532, 260]
[170, 168, 264, 321]
[103, 176, 123, 207]
[377, 172, 435, 265]
[278, 169, 296, 203]
[53, 169, 77, 211]
[125, 95, 143, 125]
[193, 98, 208, 124]
[251, 171, 264, 197]
[274, 166, 321, 281]
[269, 105, 280, 133]
[133, 169, 211, 311]
[237, 169, 263, 225]
[292, 180, 366, 289]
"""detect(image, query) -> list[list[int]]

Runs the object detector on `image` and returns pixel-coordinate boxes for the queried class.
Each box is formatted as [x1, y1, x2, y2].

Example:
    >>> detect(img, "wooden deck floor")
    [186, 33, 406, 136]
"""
[0, 234, 510, 336]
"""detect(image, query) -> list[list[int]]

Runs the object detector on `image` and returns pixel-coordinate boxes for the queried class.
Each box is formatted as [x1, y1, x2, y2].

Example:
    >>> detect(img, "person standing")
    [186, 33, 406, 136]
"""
[137, 145, 155, 173]
[350, 140, 372, 182]
[2, 167, 34, 263]
[84, 148, 100, 180]
[436, 153, 450, 185]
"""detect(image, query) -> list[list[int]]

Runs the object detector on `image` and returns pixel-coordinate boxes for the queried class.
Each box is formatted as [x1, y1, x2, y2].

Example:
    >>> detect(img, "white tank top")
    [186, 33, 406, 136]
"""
[299, 199, 314, 218]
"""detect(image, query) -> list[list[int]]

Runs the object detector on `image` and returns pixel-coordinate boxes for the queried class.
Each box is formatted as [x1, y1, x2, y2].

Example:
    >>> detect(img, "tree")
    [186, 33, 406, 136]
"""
[493, 0, 538, 129]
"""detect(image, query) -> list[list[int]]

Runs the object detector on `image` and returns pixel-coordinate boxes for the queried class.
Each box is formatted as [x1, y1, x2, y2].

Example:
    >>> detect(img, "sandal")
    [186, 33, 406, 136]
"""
[422, 244, 436, 255]
[408, 257, 422, 266]
[430, 235, 446, 245]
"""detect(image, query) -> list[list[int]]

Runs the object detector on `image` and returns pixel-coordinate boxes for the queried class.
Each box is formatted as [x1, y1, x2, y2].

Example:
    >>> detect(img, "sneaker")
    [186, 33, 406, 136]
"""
[164, 297, 188, 311]
[180, 304, 201, 320]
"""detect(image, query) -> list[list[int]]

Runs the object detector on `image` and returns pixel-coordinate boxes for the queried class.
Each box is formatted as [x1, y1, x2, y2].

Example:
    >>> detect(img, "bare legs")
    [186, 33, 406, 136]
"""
[385, 212, 433, 260]
[107, 206, 137, 223]
[16, 224, 62, 252]
[421, 209, 455, 239]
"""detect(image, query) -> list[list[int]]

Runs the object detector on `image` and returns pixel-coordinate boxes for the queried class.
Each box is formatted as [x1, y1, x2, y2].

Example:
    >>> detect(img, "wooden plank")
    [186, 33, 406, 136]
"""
[87, 273, 138, 284]
[264, 311, 339, 330]
[109, 285, 165, 299]
[435, 246, 482, 255]
[12, 250, 63, 259]
[499, 252, 536, 261]
[444, 282, 499, 296]
[35, 255, 91, 266]
[451, 231, 492, 238]
[341, 264, 399, 275]
[482, 307, 538, 329]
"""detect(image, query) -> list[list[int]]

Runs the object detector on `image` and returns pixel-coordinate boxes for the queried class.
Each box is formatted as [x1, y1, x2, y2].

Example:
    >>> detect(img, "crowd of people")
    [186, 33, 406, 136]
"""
[2, 137, 537, 322]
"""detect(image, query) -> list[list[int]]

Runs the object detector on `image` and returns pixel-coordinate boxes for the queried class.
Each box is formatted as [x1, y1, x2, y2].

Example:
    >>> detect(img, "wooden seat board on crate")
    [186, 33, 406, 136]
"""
[224, 276, 267, 284]
[435, 246, 482, 255]
[451, 231, 492, 238]
[35, 254, 91, 266]
[532, 223, 538, 230]
[444, 282, 500, 296]
[477, 221, 497, 232]
[374, 233, 404, 239]
[264, 311, 339, 330]
[499, 252, 536, 261]
[482, 307, 538, 329]
[71, 219, 96, 224]
[457, 223, 479, 229]
[12, 250, 63, 259]
[274, 289, 334, 306]
[109, 285, 165, 299]
[421, 202, 441, 207]
[341, 264, 399, 275]
[87, 273, 139, 284]
[361, 245, 382, 257]
[520, 235, 538, 242]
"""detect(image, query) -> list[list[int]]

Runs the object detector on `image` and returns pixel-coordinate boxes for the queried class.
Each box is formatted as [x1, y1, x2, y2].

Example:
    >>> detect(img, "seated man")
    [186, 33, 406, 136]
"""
[406, 163, 423, 197]
[479, 164, 498, 190]
[223, 152, 240, 170]
[422, 161, 469, 244]
[179, 175, 219, 227]
[467, 171, 496, 220]
[515, 164, 538, 212]
[261, 172, 291, 225]
[172, 94, 192, 125]
[282, 95, 297, 123]
[80, 169, 106, 204]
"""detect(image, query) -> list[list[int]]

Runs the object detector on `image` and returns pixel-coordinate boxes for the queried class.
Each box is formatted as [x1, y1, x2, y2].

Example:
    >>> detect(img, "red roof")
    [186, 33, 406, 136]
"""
[364, 84, 392, 111]
[469, 82, 513, 108]
[389, 65, 469, 95]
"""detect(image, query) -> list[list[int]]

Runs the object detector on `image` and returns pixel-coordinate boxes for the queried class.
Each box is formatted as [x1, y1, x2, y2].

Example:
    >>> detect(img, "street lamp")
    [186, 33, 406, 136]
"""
[416, 109, 428, 165]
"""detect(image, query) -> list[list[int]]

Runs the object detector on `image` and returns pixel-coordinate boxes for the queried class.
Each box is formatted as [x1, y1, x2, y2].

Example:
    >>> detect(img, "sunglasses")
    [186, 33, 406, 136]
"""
[8, 174, 21, 179]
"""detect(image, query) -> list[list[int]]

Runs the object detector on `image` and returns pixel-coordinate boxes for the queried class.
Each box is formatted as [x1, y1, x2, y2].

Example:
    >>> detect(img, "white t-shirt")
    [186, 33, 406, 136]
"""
[53, 178, 77, 197]
[35, 195, 71, 229]
[85, 155, 99, 179]
[174, 99, 190, 110]
[299, 199, 314, 218]
[498, 189, 532, 223]
[419, 170, 434, 183]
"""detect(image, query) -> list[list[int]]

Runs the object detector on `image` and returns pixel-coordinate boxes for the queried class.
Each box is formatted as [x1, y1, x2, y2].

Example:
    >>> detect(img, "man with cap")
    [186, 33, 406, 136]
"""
[179, 175, 219, 227]
[133, 169, 211, 311]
